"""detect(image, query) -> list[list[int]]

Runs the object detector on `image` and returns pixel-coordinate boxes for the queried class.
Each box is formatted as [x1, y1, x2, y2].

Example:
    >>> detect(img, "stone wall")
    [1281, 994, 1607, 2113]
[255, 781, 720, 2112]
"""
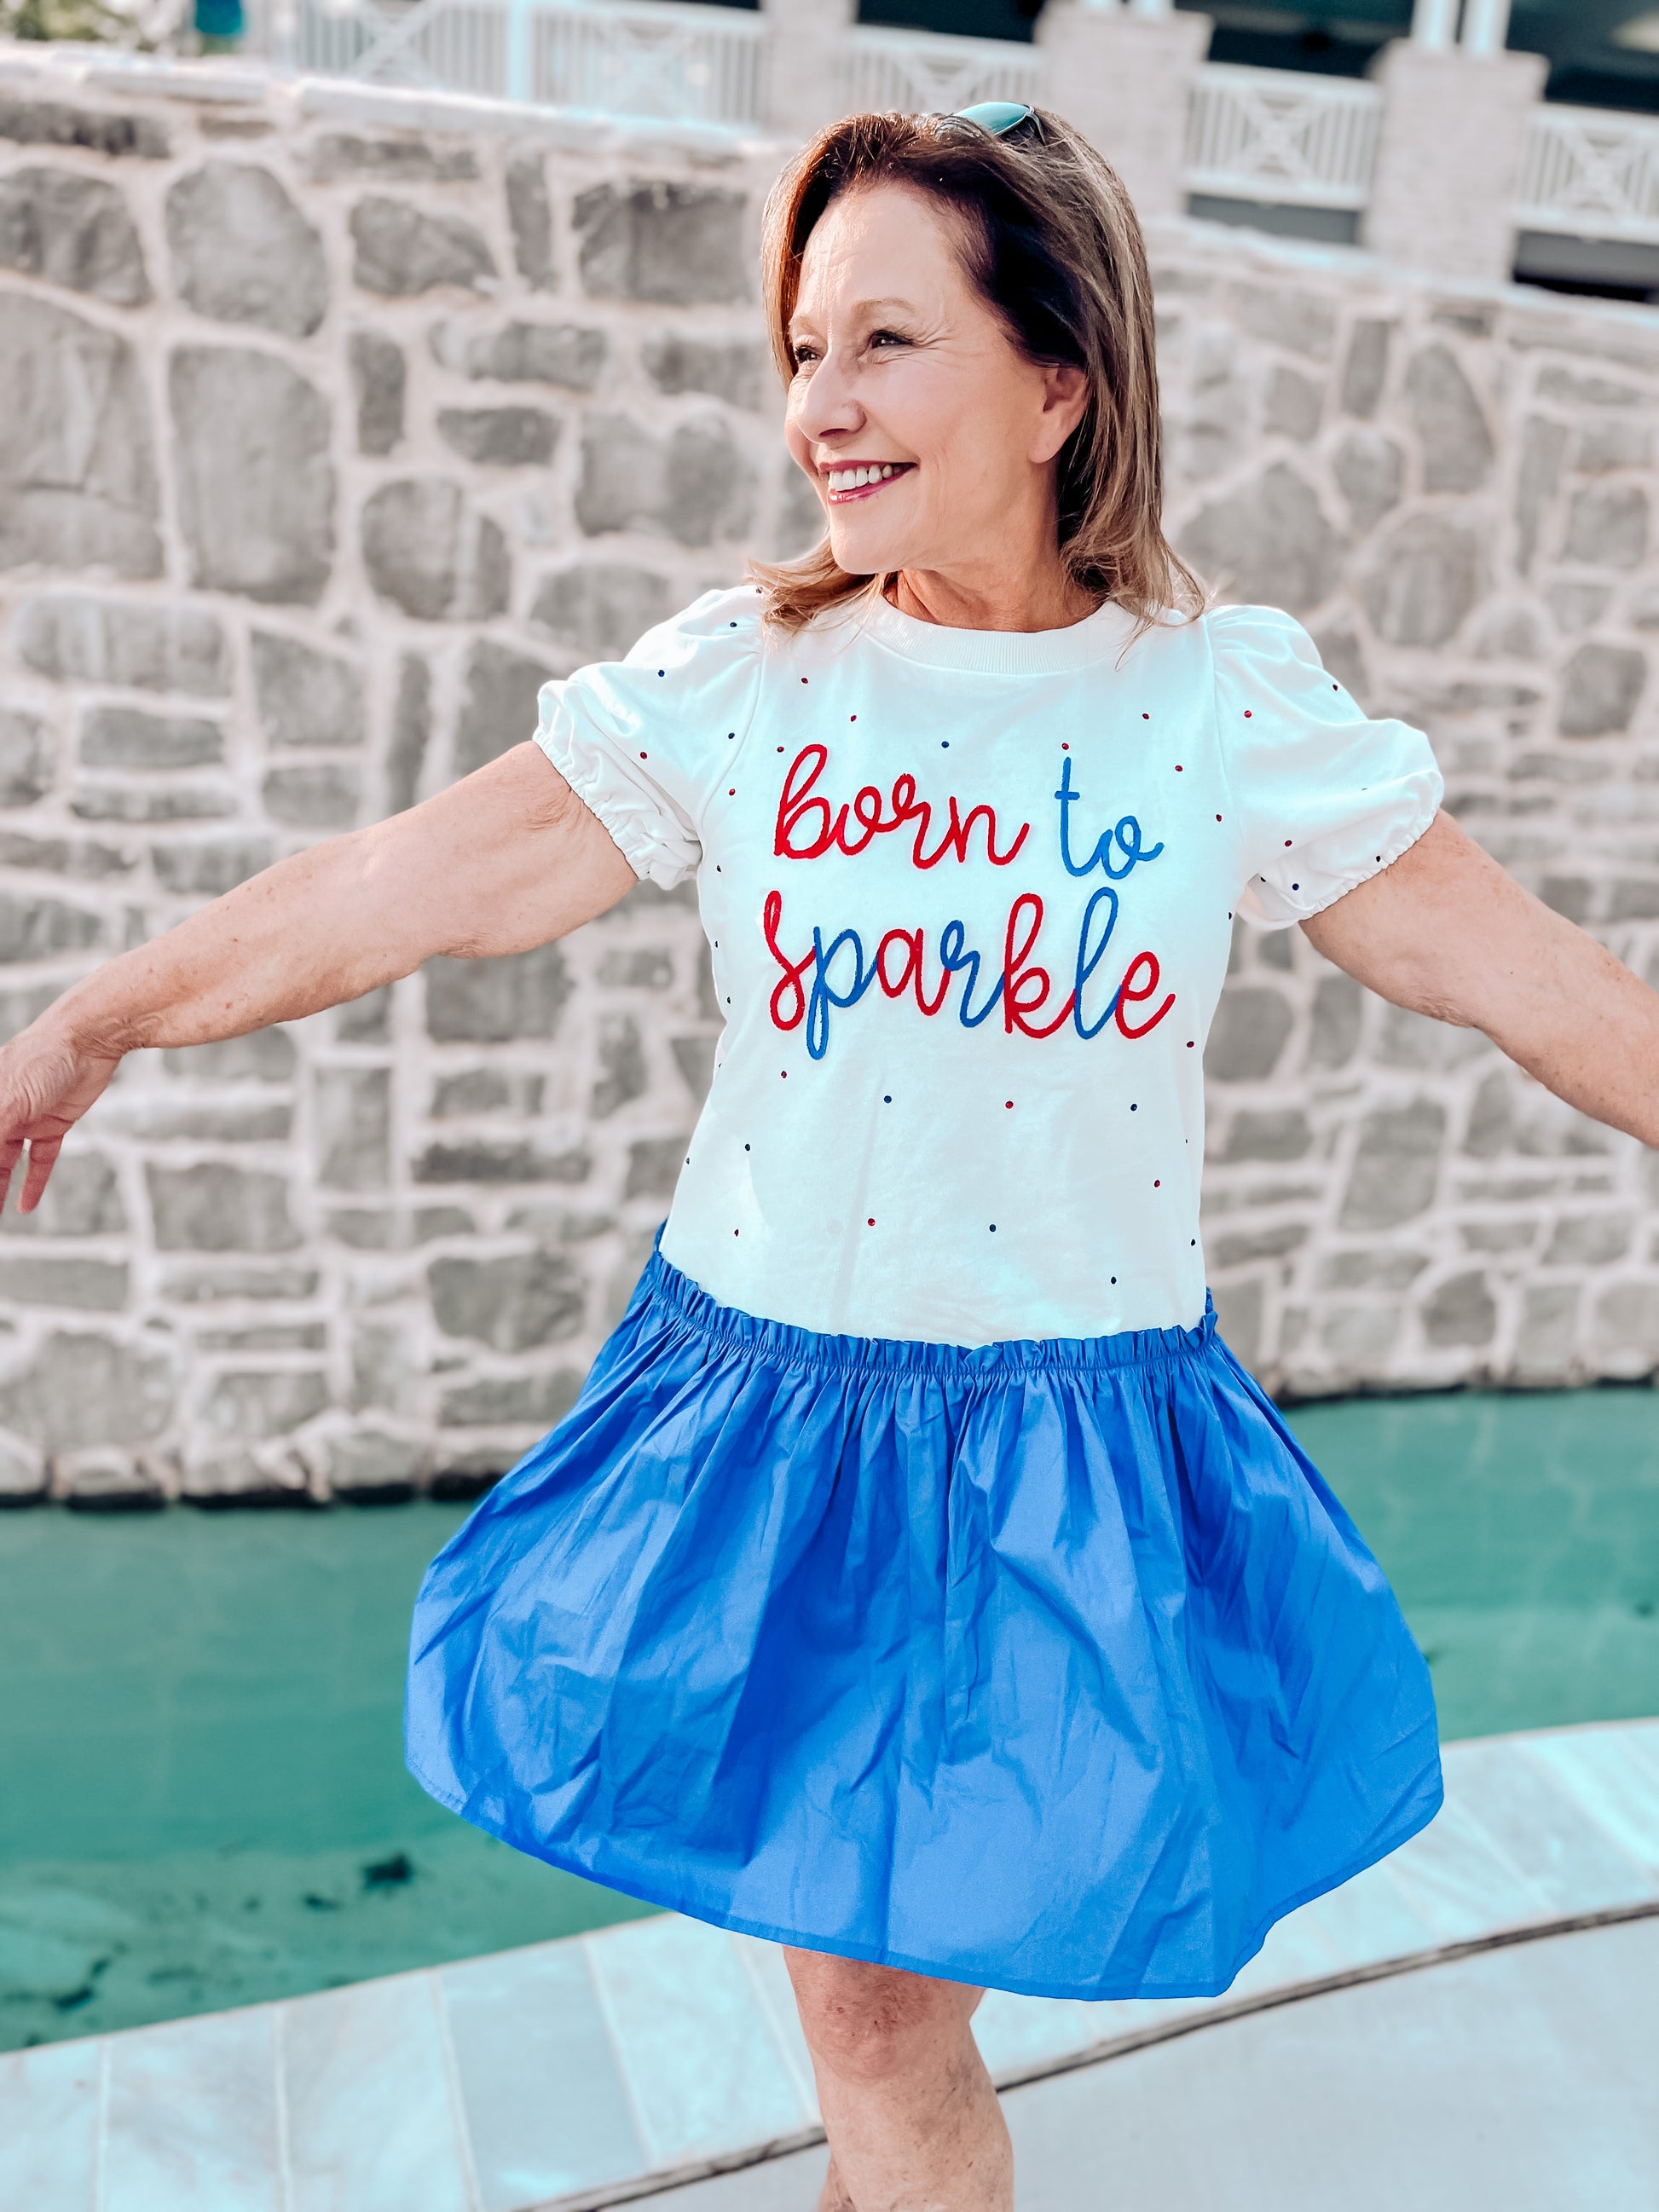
[3, 46, 1659, 1506]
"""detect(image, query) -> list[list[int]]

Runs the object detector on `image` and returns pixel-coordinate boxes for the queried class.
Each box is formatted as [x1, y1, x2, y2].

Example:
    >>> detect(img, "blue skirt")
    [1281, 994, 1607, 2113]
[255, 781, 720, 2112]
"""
[406, 1248, 1442, 2001]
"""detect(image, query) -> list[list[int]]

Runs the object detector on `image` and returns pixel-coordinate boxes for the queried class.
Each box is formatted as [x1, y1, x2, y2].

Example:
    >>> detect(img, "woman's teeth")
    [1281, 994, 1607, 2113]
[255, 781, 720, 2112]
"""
[827, 464, 903, 493]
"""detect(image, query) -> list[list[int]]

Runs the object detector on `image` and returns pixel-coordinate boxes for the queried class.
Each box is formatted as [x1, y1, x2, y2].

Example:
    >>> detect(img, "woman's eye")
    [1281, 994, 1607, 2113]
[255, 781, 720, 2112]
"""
[792, 345, 820, 367]
[870, 330, 909, 349]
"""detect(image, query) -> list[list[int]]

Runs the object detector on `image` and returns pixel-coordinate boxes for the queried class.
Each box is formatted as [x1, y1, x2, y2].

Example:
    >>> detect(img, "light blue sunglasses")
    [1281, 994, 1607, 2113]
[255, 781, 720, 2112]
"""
[951, 101, 1041, 140]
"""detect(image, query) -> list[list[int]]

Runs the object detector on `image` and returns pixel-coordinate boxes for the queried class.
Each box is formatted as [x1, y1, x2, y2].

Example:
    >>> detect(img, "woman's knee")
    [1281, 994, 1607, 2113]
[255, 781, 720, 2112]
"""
[784, 1949, 980, 2087]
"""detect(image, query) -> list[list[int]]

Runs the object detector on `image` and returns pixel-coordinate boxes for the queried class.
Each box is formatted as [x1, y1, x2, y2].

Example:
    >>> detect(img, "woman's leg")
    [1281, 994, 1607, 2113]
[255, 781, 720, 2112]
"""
[784, 1949, 1013, 2212]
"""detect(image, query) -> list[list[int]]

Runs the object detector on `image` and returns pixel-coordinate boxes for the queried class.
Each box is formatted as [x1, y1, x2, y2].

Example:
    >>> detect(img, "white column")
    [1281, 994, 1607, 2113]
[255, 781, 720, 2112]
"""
[1035, 1, 1213, 222]
[1410, 0, 1460, 48]
[1460, 0, 1514, 56]
[761, 0, 857, 141]
[1363, 37, 1546, 281]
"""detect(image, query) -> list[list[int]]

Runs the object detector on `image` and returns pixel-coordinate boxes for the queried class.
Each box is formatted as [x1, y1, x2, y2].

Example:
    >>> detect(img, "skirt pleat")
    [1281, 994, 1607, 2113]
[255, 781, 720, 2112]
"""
[405, 1247, 1442, 2001]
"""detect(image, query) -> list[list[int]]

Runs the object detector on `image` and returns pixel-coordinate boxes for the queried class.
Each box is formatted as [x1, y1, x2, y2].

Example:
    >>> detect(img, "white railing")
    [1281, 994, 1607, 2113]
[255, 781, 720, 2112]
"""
[281, 0, 764, 121]
[1184, 61, 1382, 211]
[1515, 103, 1659, 245]
[839, 24, 1045, 121]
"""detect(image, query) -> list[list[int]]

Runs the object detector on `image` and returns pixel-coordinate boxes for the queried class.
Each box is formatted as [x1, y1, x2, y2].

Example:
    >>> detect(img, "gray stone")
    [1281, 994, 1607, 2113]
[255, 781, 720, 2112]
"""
[0, 712, 53, 808]
[0, 296, 160, 575]
[1559, 644, 1646, 738]
[428, 318, 606, 390]
[1541, 1212, 1630, 1265]
[624, 1135, 690, 1199]
[315, 1066, 390, 1191]
[454, 639, 556, 777]
[0, 1149, 124, 1237]
[1211, 1223, 1307, 1267]
[72, 786, 234, 824]
[1564, 482, 1649, 570]
[1611, 877, 1659, 920]
[670, 1033, 718, 1105]
[309, 132, 477, 182]
[1516, 415, 1568, 575]
[0, 893, 103, 963]
[150, 840, 275, 897]
[1575, 416, 1652, 472]
[0, 1430, 46, 1503]
[1338, 317, 1391, 417]
[1375, 1003, 1487, 1071]
[0, 831, 134, 881]
[350, 195, 494, 297]
[1547, 580, 1611, 633]
[437, 406, 558, 468]
[1306, 972, 1362, 1070]
[1230, 283, 1336, 360]
[1591, 1281, 1659, 1375]
[575, 180, 748, 305]
[431, 1248, 586, 1349]
[576, 412, 756, 548]
[1472, 598, 1553, 659]
[1263, 364, 1321, 442]
[439, 1368, 581, 1428]
[387, 655, 430, 814]
[200, 1369, 330, 1441]
[1537, 365, 1646, 406]
[130, 1101, 291, 1141]
[0, 97, 169, 160]
[1338, 1099, 1446, 1229]
[361, 479, 509, 621]
[0, 1331, 173, 1452]
[431, 1069, 511, 1116]
[1216, 1109, 1312, 1164]
[163, 1265, 317, 1301]
[1312, 620, 1369, 705]
[329, 1424, 422, 1501]
[15, 594, 228, 696]
[1332, 430, 1403, 532]
[349, 329, 405, 456]
[1317, 1302, 1402, 1366]
[263, 764, 360, 829]
[0, 1256, 126, 1309]
[413, 1139, 588, 1184]
[251, 632, 366, 750]
[1511, 1283, 1580, 1383]
[418, 1207, 476, 1240]
[350, 1320, 414, 1416]
[1177, 463, 1344, 615]
[56, 1447, 173, 1510]
[776, 460, 827, 557]
[1315, 1248, 1428, 1291]
[338, 988, 391, 1043]
[1209, 1277, 1264, 1367]
[166, 162, 328, 338]
[0, 165, 149, 304]
[529, 563, 673, 662]
[147, 1162, 302, 1251]
[171, 347, 334, 604]
[1361, 511, 1483, 647]
[642, 332, 767, 411]
[592, 1013, 647, 1118]
[1403, 344, 1494, 492]
[1422, 1268, 1497, 1348]
[506, 148, 555, 289]
[1205, 985, 1293, 1081]
[598, 947, 673, 988]
[80, 707, 223, 771]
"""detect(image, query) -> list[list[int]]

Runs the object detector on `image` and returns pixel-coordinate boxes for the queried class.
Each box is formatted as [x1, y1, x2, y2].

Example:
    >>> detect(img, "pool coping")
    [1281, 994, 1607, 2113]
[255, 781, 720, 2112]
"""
[5, 1718, 1659, 2212]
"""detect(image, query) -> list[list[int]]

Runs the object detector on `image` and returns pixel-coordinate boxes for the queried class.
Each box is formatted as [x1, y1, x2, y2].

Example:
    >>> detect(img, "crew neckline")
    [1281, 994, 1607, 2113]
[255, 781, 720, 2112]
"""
[853, 588, 1146, 675]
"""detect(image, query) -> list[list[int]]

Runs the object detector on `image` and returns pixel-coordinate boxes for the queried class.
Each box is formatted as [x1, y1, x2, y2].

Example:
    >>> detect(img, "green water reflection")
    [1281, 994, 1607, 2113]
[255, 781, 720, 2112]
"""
[1, 1387, 1655, 2049]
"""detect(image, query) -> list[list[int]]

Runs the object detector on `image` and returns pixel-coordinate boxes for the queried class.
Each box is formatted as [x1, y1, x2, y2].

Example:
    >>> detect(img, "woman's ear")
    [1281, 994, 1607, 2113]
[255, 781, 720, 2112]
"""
[1032, 361, 1090, 466]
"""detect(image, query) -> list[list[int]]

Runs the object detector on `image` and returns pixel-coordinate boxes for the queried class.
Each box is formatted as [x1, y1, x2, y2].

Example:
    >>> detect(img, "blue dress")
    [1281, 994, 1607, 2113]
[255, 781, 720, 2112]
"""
[405, 588, 1445, 2000]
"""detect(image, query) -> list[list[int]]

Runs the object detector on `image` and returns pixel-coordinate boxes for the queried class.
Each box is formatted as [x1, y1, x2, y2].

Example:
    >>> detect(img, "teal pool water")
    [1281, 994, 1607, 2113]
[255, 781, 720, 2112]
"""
[2, 1387, 1656, 2051]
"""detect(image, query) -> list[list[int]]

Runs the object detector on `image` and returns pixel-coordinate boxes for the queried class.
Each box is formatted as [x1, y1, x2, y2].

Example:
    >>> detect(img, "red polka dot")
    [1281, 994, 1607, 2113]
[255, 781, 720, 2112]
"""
[1175, 764, 1183, 772]
[1153, 1179, 1161, 1187]
[801, 677, 809, 684]
[1216, 813, 1223, 821]
[1005, 1100, 1013, 1109]
[1142, 713, 1150, 720]
[728, 788, 736, 795]
[850, 714, 857, 721]
[780, 1071, 787, 1078]
[1285, 839, 1292, 846]
[1244, 710, 1252, 718]
[867, 1216, 876, 1227]
[1186, 1040, 1194, 1048]
[1061, 742, 1070, 751]
[777, 745, 784, 752]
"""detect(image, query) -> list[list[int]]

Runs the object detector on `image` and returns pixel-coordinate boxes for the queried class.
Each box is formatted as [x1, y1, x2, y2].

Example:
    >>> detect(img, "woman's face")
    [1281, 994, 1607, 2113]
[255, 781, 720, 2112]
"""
[784, 181, 1088, 588]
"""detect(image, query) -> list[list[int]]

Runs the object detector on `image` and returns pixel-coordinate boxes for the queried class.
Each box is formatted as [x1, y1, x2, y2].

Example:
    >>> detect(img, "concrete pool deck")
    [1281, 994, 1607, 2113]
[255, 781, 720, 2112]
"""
[5, 1718, 1657, 2212]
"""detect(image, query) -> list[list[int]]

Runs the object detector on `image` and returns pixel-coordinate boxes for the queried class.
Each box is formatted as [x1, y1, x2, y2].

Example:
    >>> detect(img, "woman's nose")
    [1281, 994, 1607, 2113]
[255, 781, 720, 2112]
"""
[794, 351, 864, 444]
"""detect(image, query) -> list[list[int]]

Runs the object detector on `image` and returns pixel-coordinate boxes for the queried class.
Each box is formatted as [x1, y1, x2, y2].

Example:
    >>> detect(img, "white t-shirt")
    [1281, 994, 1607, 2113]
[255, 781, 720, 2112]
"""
[537, 584, 1442, 1347]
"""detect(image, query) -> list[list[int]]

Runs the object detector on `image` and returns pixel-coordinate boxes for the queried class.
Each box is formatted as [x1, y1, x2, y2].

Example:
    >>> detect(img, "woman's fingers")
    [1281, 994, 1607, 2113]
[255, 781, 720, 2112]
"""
[0, 1026, 120, 1213]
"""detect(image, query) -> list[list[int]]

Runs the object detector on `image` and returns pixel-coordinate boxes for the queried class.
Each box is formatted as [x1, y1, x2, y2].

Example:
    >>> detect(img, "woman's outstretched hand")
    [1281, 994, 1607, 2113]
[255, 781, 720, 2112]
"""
[0, 744, 635, 1214]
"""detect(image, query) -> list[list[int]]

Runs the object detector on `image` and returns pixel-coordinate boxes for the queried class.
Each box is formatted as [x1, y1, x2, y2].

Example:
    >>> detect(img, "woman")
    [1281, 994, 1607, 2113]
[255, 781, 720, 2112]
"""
[3, 104, 1655, 2211]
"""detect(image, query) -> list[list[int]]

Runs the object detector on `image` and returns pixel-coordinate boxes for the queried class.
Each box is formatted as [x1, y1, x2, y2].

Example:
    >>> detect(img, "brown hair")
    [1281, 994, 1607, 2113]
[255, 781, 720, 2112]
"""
[749, 107, 1203, 633]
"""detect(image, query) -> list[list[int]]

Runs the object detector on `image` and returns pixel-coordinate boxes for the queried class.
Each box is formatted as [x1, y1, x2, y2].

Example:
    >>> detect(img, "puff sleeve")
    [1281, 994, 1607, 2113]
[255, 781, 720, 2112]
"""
[534, 584, 764, 891]
[1211, 604, 1443, 930]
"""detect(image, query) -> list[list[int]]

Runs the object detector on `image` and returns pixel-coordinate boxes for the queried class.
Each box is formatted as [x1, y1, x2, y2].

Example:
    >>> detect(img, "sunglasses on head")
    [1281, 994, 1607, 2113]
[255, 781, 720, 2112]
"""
[948, 101, 1041, 140]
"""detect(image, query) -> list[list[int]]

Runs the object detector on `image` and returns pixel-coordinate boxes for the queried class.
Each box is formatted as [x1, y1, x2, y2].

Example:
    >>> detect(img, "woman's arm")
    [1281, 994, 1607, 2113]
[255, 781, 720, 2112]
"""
[1302, 810, 1659, 1147]
[0, 744, 636, 1212]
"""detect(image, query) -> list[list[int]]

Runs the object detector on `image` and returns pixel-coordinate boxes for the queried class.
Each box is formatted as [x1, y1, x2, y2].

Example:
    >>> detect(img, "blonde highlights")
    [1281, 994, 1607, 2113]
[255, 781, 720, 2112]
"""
[749, 107, 1202, 634]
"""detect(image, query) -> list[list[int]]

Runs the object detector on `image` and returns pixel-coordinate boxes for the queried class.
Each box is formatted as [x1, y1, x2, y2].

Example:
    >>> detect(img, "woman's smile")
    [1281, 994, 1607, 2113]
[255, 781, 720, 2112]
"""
[823, 460, 914, 503]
